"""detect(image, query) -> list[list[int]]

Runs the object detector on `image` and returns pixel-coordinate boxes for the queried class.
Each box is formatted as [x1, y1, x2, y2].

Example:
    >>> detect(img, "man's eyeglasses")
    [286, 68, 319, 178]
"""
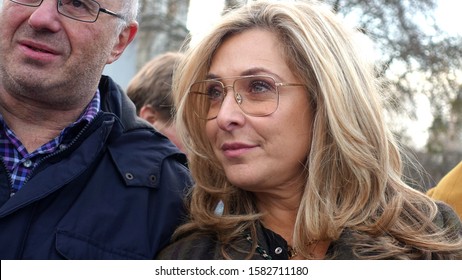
[189, 75, 305, 120]
[10, 0, 125, 23]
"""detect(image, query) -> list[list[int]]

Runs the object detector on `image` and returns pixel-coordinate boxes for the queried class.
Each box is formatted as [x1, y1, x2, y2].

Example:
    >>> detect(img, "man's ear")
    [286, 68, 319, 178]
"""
[107, 22, 139, 64]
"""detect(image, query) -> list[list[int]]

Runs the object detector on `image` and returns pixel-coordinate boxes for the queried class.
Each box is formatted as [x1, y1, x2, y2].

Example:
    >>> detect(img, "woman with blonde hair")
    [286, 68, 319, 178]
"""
[157, 0, 462, 259]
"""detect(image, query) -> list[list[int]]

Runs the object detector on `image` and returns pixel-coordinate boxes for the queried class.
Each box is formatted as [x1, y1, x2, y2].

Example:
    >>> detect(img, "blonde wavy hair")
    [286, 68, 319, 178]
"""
[172, 0, 462, 259]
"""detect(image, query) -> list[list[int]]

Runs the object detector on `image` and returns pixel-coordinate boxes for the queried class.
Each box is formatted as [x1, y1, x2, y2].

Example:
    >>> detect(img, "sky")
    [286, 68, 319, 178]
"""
[435, 1, 461, 36]
[187, 0, 225, 42]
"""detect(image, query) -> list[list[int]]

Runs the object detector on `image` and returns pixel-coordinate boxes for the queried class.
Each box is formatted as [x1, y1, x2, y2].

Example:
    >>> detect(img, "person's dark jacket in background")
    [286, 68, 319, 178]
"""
[0, 76, 191, 259]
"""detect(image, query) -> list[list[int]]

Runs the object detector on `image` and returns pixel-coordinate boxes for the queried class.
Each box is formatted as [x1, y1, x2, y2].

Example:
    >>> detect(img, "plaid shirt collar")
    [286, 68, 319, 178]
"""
[0, 90, 101, 194]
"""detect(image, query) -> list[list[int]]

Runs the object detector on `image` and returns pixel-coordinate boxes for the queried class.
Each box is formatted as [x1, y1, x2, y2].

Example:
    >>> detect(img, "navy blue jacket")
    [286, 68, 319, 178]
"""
[0, 76, 192, 259]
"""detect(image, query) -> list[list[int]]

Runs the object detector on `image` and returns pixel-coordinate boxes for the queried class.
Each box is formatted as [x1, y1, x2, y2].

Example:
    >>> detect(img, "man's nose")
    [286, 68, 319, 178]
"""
[28, 0, 62, 32]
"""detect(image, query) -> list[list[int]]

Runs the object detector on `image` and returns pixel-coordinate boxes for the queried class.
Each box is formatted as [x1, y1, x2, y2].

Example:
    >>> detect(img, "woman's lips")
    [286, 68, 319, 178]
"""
[221, 142, 257, 158]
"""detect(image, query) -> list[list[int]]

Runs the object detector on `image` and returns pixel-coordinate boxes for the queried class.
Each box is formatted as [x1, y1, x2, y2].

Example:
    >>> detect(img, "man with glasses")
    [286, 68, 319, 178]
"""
[0, 0, 192, 259]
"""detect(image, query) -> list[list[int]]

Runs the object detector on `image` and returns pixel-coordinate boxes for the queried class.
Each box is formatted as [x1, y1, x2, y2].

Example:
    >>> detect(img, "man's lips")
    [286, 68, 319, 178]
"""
[16, 39, 62, 63]
[21, 41, 57, 54]
[18, 39, 60, 56]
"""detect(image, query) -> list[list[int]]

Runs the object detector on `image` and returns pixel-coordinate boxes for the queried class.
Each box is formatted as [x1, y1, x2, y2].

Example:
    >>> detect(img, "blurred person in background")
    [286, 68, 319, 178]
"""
[427, 161, 462, 219]
[127, 52, 185, 152]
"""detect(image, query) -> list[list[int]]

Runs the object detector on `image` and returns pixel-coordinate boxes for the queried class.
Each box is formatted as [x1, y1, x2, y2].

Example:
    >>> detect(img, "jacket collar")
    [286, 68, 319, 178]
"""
[98, 75, 153, 132]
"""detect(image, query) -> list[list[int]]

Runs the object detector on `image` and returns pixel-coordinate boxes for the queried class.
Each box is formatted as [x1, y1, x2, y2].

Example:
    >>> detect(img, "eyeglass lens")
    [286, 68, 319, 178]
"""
[10, 0, 101, 22]
[58, 0, 100, 22]
[190, 76, 279, 120]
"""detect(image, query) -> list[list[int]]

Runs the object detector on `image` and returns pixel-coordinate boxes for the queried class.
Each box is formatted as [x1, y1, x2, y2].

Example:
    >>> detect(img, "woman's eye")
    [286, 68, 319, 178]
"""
[249, 80, 273, 93]
[206, 87, 223, 101]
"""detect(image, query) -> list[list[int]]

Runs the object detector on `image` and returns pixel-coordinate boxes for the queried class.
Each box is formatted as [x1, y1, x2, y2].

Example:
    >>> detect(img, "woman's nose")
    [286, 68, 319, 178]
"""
[215, 89, 246, 130]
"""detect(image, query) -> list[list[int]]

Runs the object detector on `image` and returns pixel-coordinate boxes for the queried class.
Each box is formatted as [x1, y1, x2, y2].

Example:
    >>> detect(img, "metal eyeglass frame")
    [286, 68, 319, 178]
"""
[9, 0, 125, 23]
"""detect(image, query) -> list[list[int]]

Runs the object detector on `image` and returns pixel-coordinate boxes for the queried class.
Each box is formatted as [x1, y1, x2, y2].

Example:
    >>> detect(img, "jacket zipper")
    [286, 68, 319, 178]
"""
[21, 112, 105, 188]
[0, 160, 15, 195]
